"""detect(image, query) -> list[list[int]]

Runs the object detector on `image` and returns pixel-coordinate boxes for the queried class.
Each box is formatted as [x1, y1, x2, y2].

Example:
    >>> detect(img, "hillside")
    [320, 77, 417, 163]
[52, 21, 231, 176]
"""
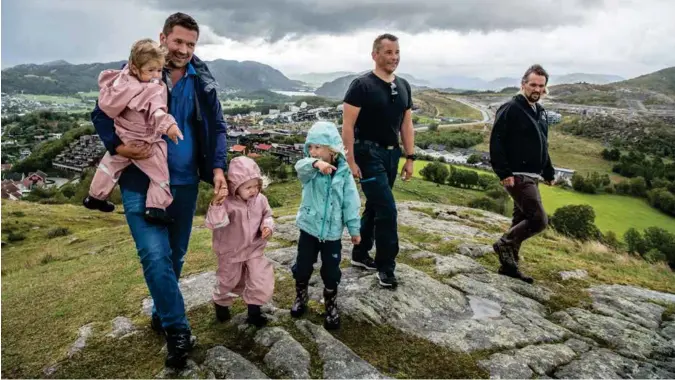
[288, 71, 355, 88]
[315, 72, 425, 99]
[614, 66, 675, 96]
[428, 73, 623, 92]
[1, 59, 301, 95]
[2, 181, 674, 378]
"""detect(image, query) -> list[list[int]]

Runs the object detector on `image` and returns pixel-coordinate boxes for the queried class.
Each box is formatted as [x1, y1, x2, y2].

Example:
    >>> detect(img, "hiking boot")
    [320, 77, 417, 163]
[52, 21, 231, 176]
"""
[151, 313, 164, 334]
[144, 207, 174, 225]
[214, 303, 231, 322]
[165, 327, 195, 370]
[494, 241, 533, 284]
[498, 265, 535, 284]
[351, 255, 376, 270]
[323, 288, 340, 330]
[246, 305, 268, 328]
[83, 196, 115, 212]
[290, 282, 309, 318]
[377, 271, 398, 289]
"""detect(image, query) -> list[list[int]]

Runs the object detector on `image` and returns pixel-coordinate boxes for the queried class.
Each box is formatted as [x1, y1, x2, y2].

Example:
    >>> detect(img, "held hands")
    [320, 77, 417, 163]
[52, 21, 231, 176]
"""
[314, 160, 337, 175]
[167, 124, 184, 144]
[261, 227, 273, 240]
[212, 169, 228, 204]
[351, 235, 361, 245]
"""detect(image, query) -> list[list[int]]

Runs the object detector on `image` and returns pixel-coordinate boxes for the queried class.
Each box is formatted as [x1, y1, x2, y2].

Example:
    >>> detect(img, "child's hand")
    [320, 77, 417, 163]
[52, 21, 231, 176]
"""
[167, 124, 183, 144]
[261, 227, 273, 240]
[212, 186, 228, 205]
[351, 235, 361, 245]
[314, 160, 336, 175]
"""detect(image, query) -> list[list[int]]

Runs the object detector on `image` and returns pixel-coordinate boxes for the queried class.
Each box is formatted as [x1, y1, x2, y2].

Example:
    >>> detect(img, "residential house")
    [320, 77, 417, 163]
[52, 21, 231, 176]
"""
[253, 143, 273, 154]
[52, 135, 106, 172]
[20, 148, 32, 160]
[22, 171, 46, 189]
[554, 167, 575, 181]
[230, 144, 247, 156]
[1, 164, 13, 172]
[1, 180, 23, 200]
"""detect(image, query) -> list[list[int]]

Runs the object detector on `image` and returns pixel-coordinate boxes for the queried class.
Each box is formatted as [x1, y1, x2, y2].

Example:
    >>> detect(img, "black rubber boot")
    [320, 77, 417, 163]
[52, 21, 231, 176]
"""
[214, 303, 231, 322]
[246, 304, 268, 328]
[144, 207, 174, 225]
[83, 196, 115, 212]
[290, 282, 309, 318]
[165, 327, 195, 370]
[323, 288, 340, 330]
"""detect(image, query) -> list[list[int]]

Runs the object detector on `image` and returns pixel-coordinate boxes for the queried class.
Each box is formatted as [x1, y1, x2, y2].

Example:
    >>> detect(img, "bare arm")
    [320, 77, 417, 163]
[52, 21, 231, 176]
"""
[401, 109, 415, 155]
[342, 103, 361, 165]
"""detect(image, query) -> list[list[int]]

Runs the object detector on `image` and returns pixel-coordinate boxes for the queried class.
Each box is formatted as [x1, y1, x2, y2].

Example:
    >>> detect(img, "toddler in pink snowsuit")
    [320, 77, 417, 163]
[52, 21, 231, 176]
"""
[205, 156, 275, 327]
[83, 39, 183, 225]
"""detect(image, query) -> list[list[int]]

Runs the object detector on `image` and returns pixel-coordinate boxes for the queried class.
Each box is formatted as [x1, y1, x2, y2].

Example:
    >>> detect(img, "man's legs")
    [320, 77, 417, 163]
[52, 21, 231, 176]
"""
[510, 202, 527, 263]
[166, 183, 199, 280]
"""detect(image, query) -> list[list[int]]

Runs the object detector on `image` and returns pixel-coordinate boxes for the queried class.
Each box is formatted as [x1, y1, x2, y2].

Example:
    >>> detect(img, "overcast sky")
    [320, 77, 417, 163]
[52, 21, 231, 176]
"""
[3, 0, 674, 80]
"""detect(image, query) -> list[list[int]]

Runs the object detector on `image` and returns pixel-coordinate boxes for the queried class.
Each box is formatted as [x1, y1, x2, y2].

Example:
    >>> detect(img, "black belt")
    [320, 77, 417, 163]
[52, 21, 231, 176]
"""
[355, 139, 397, 150]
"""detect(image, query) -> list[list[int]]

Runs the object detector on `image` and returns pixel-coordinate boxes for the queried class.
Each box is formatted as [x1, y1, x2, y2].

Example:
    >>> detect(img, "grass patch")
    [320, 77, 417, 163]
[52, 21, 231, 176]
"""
[414, 90, 483, 120]
[46, 227, 71, 239]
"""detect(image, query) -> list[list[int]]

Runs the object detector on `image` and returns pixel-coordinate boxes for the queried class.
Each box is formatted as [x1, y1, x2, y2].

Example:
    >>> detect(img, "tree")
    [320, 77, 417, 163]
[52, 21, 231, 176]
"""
[428, 121, 439, 132]
[630, 176, 647, 197]
[624, 228, 647, 255]
[420, 162, 449, 184]
[467, 154, 482, 165]
[550, 204, 601, 241]
[601, 148, 621, 161]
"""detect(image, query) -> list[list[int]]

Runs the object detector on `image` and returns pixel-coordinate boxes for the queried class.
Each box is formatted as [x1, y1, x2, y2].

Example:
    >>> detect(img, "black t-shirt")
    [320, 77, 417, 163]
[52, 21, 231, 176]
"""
[343, 72, 413, 146]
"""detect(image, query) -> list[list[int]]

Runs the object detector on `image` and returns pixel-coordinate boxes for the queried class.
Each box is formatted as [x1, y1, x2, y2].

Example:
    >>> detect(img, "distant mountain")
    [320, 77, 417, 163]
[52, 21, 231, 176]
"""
[551, 73, 624, 86]
[289, 71, 355, 88]
[314, 72, 430, 99]
[1, 59, 301, 95]
[428, 73, 624, 91]
[612, 66, 675, 96]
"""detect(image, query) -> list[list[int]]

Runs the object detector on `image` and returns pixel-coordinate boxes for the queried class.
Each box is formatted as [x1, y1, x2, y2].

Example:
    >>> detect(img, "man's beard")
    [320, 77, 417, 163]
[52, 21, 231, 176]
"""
[526, 92, 540, 103]
[166, 54, 189, 68]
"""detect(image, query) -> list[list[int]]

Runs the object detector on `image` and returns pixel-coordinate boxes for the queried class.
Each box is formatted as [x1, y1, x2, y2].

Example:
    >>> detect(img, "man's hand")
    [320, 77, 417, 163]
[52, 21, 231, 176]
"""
[401, 159, 414, 181]
[213, 168, 228, 203]
[544, 179, 556, 186]
[167, 124, 184, 144]
[314, 160, 336, 175]
[351, 235, 361, 245]
[116, 141, 152, 160]
[501, 176, 515, 187]
[261, 227, 273, 240]
[348, 160, 361, 179]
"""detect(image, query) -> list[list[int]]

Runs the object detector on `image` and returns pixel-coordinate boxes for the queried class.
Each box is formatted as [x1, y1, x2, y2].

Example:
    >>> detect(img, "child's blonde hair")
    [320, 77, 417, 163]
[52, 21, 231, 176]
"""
[128, 39, 167, 71]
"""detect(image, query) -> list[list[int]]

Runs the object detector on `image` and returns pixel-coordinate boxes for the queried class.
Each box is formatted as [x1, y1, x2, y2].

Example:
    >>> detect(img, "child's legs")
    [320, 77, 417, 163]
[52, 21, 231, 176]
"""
[243, 256, 274, 306]
[132, 140, 172, 210]
[89, 152, 131, 200]
[213, 259, 244, 307]
[320, 239, 343, 290]
[293, 230, 321, 284]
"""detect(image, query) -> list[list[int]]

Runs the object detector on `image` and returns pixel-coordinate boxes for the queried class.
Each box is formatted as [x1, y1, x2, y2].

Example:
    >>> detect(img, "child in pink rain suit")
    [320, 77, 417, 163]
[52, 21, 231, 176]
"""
[205, 156, 275, 327]
[83, 39, 182, 225]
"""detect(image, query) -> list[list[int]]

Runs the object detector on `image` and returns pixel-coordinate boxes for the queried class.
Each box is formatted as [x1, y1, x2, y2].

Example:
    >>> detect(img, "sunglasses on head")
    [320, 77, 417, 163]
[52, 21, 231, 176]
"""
[390, 82, 398, 102]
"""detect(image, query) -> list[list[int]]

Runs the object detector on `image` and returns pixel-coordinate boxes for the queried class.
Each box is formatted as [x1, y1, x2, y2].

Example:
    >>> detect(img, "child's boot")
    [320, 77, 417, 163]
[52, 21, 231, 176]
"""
[246, 304, 268, 328]
[323, 288, 340, 330]
[214, 303, 231, 322]
[83, 196, 115, 212]
[290, 282, 309, 318]
[144, 207, 174, 225]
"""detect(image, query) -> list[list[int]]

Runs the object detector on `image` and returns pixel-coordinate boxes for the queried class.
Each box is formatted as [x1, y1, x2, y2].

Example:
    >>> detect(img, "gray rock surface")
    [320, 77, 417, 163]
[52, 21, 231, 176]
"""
[295, 320, 386, 379]
[554, 348, 675, 379]
[559, 269, 588, 281]
[68, 323, 94, 358]
[155, 359, 201, 379]
[202, 346, 268, 379]
[458, 243, 494, 258]
[107, 316, 137, 339]
[254, 327, 311, 379]
[142, 271, 216, 315]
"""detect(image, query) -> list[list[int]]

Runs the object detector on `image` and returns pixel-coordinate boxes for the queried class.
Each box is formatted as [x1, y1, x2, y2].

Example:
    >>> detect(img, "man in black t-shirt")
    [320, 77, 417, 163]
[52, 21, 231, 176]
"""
[342, 33, 416, 289]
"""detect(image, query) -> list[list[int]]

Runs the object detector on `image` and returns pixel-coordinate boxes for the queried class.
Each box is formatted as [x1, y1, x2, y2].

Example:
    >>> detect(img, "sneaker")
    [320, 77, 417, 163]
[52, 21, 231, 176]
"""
[246, 305, 268, 328]
[323, 288, 340, 330]
[83, 196, 115, 212]
[351, 256, 377, 270]
[290, 282, 309, 318]
[151, 313, 164, 334]
[144, 208, 174, 225]
[377, 271, 398, 288]
[165, 327, 195, 370]
[214, 303, 231, 322]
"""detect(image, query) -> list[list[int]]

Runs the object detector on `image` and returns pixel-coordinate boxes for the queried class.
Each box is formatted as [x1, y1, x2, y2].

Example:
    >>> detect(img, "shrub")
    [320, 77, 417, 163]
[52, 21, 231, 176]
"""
[630, 176, 647, 197]
[644, 249, 667, 264]
[420, 162, 450, 185]
[624, 228, 647, 255]
[7, 231, 26, 242]
[477, 174, 498, 190]
[642, 227, 675, 264]
[615, 180, 632, 195]
[602, 230, 622, 250]
[604, 185, 615, 194]
[550, 204, 601, 241]
[468, 197, 501, 214]
[9, 211, 25, 217]
[46, 227, 71, 239]
[428, 122, 439, 131]
[266, 193, 283, 208]
[467, 154, 482, 165]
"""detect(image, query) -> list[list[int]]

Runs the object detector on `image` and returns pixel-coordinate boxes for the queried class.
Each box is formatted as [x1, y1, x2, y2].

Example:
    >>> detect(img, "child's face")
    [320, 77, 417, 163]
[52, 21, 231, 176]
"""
[133, 60, 164, 83]
[237, 178, 260, 201]
[309, 144, 334, 162]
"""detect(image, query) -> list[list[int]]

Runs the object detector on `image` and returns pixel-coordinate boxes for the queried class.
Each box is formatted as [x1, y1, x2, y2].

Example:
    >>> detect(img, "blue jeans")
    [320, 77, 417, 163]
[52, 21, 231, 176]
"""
[351, 140, 401, 273]
[119, 166, 199, 330]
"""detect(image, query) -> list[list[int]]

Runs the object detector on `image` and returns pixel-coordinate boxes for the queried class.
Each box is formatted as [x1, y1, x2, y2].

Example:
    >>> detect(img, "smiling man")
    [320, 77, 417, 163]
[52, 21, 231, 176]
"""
[342, 33, 415, 289]
[90, 12, 228, 369]
[489, 64, 555, 284]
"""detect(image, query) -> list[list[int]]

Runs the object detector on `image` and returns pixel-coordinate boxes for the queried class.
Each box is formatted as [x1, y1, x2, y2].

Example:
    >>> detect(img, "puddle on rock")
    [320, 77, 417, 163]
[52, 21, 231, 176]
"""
[468, 295, 502, 319]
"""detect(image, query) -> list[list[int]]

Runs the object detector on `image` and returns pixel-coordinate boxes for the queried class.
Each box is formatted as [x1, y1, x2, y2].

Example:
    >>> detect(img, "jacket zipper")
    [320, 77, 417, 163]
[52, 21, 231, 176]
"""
[318, 175, 332, 241]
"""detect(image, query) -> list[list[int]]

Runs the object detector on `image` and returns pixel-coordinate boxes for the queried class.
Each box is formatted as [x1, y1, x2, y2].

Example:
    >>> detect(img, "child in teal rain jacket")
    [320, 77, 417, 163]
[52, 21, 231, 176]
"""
[290, 121, 361, 329]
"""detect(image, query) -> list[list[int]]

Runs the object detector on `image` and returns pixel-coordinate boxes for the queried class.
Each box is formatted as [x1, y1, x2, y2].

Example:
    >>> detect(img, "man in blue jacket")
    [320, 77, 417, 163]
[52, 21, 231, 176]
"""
[90, 12, 227, 369]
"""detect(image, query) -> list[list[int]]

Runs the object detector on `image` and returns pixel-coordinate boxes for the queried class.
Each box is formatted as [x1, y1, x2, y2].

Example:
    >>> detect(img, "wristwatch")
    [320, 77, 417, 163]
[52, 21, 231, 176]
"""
[405, 154, 416, 161]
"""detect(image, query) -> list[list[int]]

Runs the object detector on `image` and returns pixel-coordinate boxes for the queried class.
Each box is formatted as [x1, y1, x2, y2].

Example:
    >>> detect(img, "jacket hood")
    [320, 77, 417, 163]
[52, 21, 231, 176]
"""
[227, 156, 262, 194]
[97, 67, 146, 118]
[303, 121, 345, 158]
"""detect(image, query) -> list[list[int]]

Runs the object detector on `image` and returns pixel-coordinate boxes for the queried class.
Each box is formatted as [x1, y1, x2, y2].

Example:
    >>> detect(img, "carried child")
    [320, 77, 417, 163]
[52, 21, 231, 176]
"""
[290, 121, 362, 330]
[205, 156, 275, 327]
[83, 38, 183, 225]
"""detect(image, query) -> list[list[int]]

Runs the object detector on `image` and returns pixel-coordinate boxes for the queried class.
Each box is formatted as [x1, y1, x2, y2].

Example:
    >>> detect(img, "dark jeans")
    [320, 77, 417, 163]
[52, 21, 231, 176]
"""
[293, 230, 342, 290]
[119, 166, 199, 330]
[351, 140, 401, 273]
[501, 175, 548, 248]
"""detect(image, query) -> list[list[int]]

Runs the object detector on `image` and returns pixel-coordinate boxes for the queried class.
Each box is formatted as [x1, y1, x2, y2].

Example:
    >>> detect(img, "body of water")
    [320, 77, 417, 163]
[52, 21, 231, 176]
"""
[272, 90, 317, 97]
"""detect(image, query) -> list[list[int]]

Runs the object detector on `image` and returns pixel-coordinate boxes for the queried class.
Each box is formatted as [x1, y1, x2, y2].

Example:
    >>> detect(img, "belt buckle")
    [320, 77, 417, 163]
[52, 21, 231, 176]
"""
[386, 145, 394, 150]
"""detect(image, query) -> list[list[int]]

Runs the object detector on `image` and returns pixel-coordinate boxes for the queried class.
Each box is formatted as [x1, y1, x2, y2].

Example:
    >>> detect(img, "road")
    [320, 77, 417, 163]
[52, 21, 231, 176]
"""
[414, 97, 493, 132]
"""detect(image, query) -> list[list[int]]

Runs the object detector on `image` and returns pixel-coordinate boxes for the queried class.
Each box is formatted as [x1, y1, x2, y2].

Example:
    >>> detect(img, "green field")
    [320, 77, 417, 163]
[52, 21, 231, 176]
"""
[19, 94, 84, 104]
[413, 91, 482, 120]
[401, 159, 675, 236]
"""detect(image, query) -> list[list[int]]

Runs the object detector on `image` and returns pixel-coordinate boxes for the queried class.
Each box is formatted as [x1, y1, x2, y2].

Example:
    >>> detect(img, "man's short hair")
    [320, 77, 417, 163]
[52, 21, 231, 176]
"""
[522, 64, 549, 85]
[163, 12, 199, 36]
[373, 33, 398, 52]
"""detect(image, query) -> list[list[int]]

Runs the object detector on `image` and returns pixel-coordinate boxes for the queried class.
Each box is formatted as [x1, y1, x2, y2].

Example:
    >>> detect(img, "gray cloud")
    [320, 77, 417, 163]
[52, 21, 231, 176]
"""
[147, 0, 607, 42]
